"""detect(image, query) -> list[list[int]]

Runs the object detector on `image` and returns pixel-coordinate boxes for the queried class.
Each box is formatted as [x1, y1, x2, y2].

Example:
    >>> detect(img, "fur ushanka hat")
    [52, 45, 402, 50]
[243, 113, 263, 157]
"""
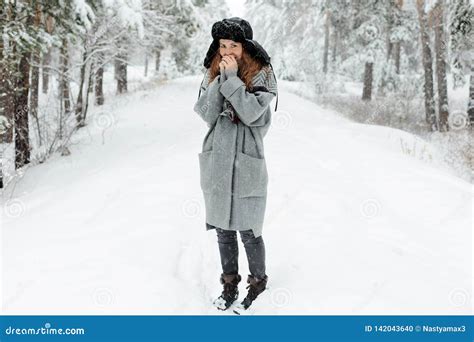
[202, 17, 278, 111]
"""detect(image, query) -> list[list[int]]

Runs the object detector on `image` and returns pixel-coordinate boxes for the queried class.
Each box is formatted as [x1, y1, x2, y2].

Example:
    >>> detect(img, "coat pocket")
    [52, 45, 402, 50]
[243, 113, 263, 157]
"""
[234, 152, 268, 198]
[198, 151, 213, 193]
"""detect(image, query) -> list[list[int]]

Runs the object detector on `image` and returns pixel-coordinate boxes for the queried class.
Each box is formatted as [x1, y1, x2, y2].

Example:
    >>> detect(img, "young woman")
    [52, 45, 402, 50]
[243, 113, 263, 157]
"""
[193, 17, 278, 311]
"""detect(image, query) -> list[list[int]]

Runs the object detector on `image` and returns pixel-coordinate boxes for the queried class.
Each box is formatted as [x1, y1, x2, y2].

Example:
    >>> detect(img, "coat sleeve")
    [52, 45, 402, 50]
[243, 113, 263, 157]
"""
[219, 68, 277, 127]
[193, 70, 225, 128]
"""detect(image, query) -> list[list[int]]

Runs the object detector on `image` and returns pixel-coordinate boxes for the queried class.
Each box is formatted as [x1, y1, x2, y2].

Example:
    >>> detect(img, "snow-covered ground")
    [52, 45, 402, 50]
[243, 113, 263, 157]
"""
[1, 74, 472, 315]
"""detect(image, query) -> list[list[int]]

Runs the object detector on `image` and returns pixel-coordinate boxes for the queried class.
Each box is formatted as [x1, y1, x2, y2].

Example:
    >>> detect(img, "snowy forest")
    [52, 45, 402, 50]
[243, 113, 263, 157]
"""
[0, 0, 228, 187]
[0, 0, 473, 187]
[0, 0, 473, 315]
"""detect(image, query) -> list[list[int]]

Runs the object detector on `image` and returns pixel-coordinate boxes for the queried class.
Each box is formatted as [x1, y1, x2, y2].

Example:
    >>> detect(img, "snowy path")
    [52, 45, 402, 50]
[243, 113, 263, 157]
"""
[2, 76, 472, 315]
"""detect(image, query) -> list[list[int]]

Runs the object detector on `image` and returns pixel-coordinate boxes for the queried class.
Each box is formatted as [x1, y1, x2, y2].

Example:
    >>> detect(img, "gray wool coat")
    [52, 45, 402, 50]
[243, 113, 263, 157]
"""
[193, 65, 277, 238]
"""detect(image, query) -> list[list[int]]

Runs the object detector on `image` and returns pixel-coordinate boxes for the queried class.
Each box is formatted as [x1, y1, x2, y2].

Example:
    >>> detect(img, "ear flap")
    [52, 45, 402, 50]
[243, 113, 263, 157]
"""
[203, 40, 220, 68]
[243, 40, 271, 66]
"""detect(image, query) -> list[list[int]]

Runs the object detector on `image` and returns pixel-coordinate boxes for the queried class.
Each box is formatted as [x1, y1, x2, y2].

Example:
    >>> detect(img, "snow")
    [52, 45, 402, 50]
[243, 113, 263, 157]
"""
[73, 0, 95, 30]
[226, 0, 245, 17]
[104, 0, 145, 39]
[1, 74, 472, 315]
[424, 0, 437, 13]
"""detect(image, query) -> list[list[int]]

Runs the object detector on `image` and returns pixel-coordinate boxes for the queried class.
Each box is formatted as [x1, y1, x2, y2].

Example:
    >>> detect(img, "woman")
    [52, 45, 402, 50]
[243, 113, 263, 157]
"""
[193, 17, 278, 311]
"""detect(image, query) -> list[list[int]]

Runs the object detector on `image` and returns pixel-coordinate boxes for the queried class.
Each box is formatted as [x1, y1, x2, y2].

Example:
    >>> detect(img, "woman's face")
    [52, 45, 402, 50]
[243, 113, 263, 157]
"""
[219, 39, 243, 62]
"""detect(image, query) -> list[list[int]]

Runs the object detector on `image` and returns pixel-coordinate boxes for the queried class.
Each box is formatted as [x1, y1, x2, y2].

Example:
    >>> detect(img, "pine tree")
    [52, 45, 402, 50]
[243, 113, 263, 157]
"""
[416, 0, 437, 130]
[432, 0, 450, 131]
[449, 0, 474, 125]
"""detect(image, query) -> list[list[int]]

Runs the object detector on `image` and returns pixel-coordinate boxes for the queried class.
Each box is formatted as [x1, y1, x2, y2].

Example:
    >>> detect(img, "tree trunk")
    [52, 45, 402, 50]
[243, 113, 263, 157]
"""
[14, 3, 35, 170]
[386, 1, 393, 61]
[331, 28, 338, 63]
[41, 48, 51, 94]
[115, 55, 127, 94]
[0, 5, 6, 145]
[59, 38, 71, 115]
[394, 41, 401, 73]
[4, 55, 14, 144]
[416, 0, 437, 130]
[387, 40, 393, 61]
[351, 0, 362, 29]
[362, 62, 373, 101]
[59, 37, 70, 140]
[14, 47, 32, 170]
[75, 47, 87, 126]
[2, 3, 14, 144]
[0, 0, 4, 188]
[95, 52, 104, 105]
[144, 53, 148, 77]
[433, 1, 449, 132]
[0, 36, 4, 120]
[323, 10, 330, 74]
[31, 51, 40, 120]
[42, 15, 54, 94]
[31, 49, 42, 145]
[88, 60, 94, 94]
[83, 61, 92, 123]
[30, 2, 42, 145]
[468, 70, 474, 125]
[155, 48, 161, 74]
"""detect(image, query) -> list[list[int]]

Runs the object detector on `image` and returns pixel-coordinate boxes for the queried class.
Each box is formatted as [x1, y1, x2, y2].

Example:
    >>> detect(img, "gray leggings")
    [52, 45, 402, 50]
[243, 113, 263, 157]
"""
[215, 228, 266, 279]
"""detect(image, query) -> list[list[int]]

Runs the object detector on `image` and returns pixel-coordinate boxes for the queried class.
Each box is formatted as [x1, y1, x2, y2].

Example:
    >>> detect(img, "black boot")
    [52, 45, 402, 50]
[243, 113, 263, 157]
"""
[239, 274, 268, 310]
[213, 273, 242, 310]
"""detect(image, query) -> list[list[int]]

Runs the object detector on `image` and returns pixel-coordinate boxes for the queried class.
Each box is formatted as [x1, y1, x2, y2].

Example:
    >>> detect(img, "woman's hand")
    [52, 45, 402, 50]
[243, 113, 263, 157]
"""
[219, 55, 238, 75]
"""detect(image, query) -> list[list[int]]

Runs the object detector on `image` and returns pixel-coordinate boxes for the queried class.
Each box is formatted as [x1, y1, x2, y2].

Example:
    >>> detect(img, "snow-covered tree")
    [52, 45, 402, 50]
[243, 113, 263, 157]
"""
[449, 0, 474, 123]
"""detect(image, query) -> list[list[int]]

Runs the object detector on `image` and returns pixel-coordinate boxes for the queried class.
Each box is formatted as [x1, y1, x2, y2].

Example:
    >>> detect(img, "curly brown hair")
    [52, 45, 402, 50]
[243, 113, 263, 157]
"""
[207, 48, 264, 90]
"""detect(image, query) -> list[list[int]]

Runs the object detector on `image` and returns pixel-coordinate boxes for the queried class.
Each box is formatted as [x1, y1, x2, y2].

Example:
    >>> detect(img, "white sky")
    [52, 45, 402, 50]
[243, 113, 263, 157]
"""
[225, 0, 245, 17]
